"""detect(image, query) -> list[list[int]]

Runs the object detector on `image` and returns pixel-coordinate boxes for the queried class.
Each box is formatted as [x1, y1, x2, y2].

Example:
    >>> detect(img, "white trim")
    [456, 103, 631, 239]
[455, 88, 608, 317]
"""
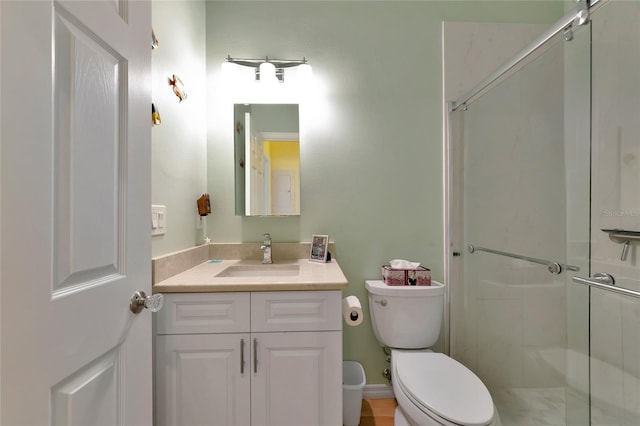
[260, 131, 299, 141]
[0, 1, 3, 419]
[441, 22, 452, 357]
[362, 384, 394, 399]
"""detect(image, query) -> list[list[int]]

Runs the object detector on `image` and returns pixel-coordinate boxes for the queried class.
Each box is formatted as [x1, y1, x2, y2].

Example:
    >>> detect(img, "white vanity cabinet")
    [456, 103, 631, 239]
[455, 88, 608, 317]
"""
[154, 290, 342, 426]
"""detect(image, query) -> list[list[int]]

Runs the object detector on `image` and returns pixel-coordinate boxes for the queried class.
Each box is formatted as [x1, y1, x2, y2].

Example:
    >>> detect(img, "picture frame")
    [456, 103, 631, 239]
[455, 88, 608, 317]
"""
[309, 234, 329, 262]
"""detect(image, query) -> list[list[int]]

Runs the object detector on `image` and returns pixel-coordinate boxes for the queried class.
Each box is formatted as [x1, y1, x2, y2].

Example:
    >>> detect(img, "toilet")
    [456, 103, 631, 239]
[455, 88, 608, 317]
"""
[365, 280, 500, 426]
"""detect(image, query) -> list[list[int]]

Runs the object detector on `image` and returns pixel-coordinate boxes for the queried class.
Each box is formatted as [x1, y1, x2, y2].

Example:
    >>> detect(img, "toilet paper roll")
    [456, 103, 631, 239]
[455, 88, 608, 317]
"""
[342, 295, 363, 326]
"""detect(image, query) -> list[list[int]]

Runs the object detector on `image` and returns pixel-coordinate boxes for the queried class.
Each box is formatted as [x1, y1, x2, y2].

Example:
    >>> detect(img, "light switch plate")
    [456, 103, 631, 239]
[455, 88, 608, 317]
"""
[151, 205, 167, 236]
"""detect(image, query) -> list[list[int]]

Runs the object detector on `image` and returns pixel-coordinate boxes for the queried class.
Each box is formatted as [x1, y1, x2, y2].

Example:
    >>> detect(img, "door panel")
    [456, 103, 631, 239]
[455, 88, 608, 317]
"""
[155, 334, 251, 426]
[589, 1, 640, 424]
[51, 348, 122, 426]
[251, 332, 342, 426]
[0, 1, 151, 424]
[272, 171, 295, 215]
[53, 7, 124, 294]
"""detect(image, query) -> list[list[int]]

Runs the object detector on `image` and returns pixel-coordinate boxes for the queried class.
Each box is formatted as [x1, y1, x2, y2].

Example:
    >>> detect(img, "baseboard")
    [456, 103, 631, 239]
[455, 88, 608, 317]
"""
[362, 384, 394, 399]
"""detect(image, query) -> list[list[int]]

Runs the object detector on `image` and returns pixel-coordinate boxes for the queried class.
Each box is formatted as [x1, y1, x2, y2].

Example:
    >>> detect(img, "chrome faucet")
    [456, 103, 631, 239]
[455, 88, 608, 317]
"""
[260, 233, 273, 264]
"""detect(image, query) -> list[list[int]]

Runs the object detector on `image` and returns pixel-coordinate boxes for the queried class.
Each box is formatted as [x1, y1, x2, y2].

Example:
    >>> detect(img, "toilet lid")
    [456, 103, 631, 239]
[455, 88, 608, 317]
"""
[395, 352, 494, 426]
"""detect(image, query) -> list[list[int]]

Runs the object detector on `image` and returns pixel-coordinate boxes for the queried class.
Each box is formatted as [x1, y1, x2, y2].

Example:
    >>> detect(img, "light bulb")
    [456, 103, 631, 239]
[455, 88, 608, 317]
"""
[221, 61, 237, 79]
[259, 62, 277, 83]
[297, 63, 312, 82]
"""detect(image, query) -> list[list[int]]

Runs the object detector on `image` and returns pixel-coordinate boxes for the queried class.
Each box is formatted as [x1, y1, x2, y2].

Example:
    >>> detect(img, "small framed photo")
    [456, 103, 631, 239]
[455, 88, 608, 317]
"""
[310, 234, 329, 262]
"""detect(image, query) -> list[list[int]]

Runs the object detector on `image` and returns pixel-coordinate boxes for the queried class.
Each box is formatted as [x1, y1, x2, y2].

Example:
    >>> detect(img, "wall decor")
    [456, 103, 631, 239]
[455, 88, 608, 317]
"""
[168, 74, 187, 102]
[152, 103, 161, 125]
[151, 28, 159, 50]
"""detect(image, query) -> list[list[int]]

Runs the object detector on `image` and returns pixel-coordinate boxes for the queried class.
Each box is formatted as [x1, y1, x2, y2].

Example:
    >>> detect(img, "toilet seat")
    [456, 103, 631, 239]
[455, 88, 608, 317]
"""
[394, 351, 494, 426]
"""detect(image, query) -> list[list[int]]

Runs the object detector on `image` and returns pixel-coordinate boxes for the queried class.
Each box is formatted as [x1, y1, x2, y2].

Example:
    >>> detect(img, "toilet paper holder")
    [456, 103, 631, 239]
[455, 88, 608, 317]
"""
[342, 296, 363, 326]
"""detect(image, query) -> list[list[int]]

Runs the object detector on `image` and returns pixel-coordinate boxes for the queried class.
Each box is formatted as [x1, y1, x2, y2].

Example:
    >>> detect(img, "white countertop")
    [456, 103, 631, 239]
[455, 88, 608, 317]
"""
[153, 258, 349, 293]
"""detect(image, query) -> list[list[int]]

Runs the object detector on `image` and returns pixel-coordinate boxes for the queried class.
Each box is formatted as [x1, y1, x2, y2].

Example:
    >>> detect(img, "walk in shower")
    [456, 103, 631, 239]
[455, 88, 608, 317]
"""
[447, 1, 640, 425]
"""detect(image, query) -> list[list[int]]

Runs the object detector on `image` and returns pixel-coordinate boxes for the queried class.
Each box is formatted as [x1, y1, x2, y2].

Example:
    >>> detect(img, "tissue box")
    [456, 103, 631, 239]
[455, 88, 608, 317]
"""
[382, 265, 431, 286]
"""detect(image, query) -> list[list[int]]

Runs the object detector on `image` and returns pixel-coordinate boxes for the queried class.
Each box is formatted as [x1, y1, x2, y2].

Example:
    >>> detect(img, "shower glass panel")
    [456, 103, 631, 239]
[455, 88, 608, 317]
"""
[452, 23, 591, 426]
[589, 1, 640, 424]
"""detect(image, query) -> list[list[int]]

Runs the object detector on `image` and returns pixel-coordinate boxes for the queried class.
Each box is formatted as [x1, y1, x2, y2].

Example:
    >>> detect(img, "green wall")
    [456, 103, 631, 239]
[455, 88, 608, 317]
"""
[203, 1, 563, 384]
[151, 0, 208, 257]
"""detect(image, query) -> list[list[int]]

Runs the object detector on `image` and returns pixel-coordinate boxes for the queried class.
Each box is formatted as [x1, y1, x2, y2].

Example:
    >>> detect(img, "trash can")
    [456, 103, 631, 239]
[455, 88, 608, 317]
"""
[343, 361, 366, 426]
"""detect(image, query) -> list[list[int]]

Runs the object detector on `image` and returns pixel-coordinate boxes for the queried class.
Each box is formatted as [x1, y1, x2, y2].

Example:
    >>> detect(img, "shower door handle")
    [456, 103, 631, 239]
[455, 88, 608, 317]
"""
[572, 272, 615, 286]
[572, 273, 640, 299]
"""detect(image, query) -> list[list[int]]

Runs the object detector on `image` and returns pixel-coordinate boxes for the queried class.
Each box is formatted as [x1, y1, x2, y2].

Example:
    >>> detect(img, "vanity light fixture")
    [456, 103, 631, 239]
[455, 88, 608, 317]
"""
[222, 55, 312, 83]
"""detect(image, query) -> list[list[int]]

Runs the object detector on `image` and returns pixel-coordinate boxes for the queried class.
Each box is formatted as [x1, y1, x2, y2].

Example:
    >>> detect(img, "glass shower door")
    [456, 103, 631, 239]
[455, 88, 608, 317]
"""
[587, 1, 640, 424]
[451, 21, 591, 426]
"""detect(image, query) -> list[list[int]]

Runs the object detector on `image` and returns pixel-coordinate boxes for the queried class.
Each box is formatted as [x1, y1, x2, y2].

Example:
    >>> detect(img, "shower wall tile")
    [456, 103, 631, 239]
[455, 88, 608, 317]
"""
[457, 346, 477, 373]
[590, 283, 625, 422]
[621, 301, 640, 379]
[474, 277, 566, 388]
[590, 358, 624, 423]
[590, 291, 640, 425]
[565, 347, 589, 399]
[522, 285, 566, 347]
[621, 301, 640, 425]
[477, 340, 523, 388]
[462, 42, 566, 262]
[443, 22, 548, 103]
[591, 0, 640, 270]
[591, 290, 623, 367]
[476, 298, 523, 388]
[592, 0, 640, 235]
[476, 299, 523, 345]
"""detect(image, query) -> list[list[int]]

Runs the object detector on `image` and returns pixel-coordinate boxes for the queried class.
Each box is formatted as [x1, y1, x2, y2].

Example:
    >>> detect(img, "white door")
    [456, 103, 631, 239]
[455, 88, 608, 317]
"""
[0, 1, 152, 425]
[263, 156, 272, 215]
[272, 171, 295, 215]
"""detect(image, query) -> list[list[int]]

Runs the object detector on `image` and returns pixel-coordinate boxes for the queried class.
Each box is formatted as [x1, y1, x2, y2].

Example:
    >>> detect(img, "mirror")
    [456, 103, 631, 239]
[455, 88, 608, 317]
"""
[234, 104, 300, 216]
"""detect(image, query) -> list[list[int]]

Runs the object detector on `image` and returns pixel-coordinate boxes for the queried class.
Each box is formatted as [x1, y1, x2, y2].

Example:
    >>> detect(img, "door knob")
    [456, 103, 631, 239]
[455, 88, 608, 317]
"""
[130, 290, 164, 314]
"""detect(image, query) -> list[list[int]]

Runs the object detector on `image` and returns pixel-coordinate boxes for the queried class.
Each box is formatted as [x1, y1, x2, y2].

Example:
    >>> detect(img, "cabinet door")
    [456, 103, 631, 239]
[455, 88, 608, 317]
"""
[251, 332, 342, 426]
[156, 333, 251, 426]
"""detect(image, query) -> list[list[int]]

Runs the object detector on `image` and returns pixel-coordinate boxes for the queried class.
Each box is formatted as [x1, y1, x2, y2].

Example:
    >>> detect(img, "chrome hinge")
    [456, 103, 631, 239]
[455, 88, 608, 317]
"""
[574, 0, 590, 26]
[565, 0, 590, 42]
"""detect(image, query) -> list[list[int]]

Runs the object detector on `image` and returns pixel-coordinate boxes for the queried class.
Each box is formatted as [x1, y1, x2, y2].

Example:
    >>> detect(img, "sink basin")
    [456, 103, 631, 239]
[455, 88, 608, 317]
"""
[215, 264, 300, 278]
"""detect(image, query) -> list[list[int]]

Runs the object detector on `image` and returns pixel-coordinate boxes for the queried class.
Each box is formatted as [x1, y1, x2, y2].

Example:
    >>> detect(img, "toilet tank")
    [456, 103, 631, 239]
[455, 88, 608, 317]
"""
[365, 280, 444, 349]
